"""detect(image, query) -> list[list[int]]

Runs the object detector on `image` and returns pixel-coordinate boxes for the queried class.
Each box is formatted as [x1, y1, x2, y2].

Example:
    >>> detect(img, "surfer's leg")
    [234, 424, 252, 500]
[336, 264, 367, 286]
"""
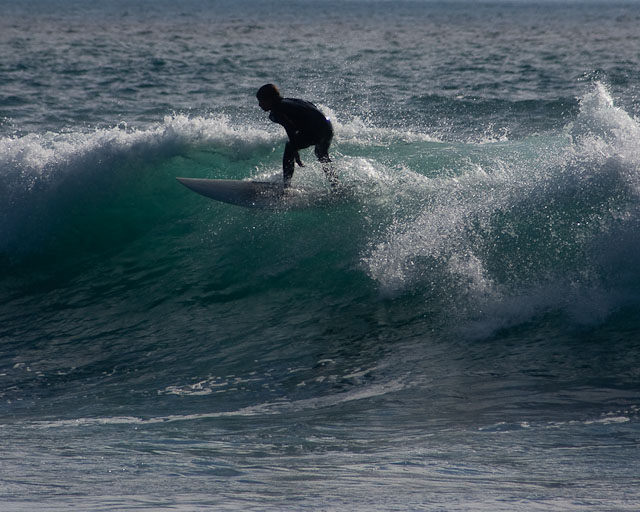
[283, 142, 296, 188]
[315, 139, 338, 189]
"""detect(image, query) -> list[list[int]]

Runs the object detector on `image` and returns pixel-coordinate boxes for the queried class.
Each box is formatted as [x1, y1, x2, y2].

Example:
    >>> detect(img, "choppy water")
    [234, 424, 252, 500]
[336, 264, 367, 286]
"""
[2, 1, 640, 510]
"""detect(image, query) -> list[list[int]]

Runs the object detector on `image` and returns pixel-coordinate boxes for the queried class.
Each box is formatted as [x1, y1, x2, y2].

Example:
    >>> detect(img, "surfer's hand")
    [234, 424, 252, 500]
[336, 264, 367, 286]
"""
[295, 151, 304, 167]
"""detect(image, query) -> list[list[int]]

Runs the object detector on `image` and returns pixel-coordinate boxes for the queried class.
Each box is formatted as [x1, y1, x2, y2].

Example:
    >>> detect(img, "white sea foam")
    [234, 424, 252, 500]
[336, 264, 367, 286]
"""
[364, 83, 640, 334]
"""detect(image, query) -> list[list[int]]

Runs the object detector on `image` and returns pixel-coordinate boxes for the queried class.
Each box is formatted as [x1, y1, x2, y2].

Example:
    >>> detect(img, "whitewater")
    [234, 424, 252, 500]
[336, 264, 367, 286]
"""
[1, 1, 640, 510]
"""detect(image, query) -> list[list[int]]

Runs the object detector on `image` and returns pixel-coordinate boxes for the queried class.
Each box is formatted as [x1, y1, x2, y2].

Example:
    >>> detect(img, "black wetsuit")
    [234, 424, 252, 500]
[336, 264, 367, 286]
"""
[268, 98, 334, 186]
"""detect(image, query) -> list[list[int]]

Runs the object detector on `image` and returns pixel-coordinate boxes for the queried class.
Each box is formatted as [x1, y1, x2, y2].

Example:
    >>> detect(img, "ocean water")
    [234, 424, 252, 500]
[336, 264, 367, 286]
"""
[2, 0, 640, 510]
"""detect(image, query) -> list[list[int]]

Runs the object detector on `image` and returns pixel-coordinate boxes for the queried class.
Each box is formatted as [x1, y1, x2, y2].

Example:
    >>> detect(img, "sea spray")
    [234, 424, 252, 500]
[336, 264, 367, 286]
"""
[364, 83, 640, 333]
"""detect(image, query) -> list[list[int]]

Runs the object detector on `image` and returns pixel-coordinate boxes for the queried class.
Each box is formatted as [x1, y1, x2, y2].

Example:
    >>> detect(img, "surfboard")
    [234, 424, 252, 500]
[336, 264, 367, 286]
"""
[176, 177, 286, 208]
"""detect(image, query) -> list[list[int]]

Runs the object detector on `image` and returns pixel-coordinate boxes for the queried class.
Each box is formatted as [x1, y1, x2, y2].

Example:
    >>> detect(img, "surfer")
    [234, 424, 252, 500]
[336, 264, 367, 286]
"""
[257, 84, 337, 189]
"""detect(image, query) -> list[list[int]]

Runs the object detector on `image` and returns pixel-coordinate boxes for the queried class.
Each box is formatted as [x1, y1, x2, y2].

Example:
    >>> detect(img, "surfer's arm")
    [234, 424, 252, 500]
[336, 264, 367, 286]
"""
[271, 111, 302, 145]
[270, 111, 304, 166]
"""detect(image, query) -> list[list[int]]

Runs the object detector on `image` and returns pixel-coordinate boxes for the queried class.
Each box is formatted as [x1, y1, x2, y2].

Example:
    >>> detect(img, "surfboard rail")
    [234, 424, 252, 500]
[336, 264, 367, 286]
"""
[176, 177, 285, 208]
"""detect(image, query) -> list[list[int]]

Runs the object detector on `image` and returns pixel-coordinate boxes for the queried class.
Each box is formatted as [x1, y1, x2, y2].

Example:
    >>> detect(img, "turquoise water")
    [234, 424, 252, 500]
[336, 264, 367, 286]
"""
[2, 1, 640, 510]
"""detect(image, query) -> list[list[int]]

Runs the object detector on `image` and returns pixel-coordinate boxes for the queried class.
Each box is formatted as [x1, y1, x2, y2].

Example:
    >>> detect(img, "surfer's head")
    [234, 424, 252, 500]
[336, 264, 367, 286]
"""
[257, 83, 282, 111]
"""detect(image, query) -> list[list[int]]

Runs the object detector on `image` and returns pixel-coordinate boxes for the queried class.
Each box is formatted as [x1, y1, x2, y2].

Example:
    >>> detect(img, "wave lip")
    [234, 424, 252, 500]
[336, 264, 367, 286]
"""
[0, 114, 278, 254]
